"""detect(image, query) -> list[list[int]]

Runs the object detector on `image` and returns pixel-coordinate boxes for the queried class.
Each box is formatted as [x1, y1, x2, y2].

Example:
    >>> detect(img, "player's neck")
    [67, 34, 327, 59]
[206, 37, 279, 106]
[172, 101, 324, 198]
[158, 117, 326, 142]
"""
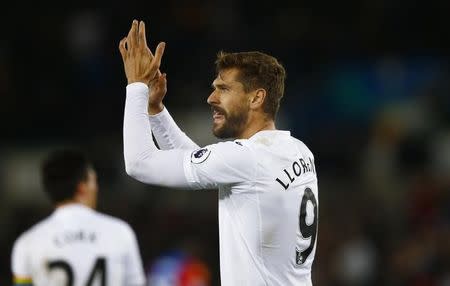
[237, 118, 276, 139]
[55, 199, 91, 210]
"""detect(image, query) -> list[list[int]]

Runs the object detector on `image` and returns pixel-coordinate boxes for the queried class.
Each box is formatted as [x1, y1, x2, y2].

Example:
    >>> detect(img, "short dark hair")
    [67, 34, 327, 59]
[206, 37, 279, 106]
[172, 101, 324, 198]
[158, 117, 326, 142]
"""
[215, 51, 286, 119]
[41, 149, 92, 203]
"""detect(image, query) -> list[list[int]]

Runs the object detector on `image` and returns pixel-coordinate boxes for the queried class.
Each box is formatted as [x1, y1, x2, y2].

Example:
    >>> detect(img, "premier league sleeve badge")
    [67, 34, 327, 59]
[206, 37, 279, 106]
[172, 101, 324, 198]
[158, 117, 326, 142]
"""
[190, 148, 211, 164]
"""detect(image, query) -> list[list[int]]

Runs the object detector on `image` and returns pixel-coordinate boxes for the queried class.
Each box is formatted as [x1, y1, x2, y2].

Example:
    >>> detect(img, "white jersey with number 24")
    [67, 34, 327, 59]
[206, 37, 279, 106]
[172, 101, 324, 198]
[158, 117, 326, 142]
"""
[11, 204, 145, 286]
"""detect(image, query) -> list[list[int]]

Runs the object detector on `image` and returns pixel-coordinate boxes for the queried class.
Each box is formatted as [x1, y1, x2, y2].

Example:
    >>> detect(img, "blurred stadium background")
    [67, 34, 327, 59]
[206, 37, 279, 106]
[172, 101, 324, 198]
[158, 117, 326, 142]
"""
[1, 1, 449, 285]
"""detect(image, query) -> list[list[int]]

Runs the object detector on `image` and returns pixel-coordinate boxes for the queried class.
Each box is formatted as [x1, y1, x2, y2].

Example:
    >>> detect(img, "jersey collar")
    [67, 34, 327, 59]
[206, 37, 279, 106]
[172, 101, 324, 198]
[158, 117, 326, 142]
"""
[52, 203, 93, 217]
[247, 130, 291, 141]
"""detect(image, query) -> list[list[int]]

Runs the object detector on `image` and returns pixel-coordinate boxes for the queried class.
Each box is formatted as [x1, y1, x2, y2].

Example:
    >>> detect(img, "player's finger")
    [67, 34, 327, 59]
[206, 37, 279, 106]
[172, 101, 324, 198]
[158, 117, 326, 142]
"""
[160, 73, 167, 88]
[119, 37, 127, 61]
[145, 46, 162, 77]
[158, 73, 166, 85]
[147, 47, 160, 77]
[146, 42, 165, 79]
[152, 42, 166, 70]
[138, 21, 147, 50]
[127, 19, 138, 51]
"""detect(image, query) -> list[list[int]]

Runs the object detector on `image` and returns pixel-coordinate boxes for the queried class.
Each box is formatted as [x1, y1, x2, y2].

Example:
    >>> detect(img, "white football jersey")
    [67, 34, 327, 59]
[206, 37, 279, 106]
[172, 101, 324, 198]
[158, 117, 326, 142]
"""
[124, 83, 319, 286]
[184, 132, 318, 286]
[11, 204, 146, 286]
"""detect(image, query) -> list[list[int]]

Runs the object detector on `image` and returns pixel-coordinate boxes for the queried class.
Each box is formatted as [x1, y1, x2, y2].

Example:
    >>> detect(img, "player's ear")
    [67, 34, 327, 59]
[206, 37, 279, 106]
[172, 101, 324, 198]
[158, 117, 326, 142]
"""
[74, 180, 88, 199]
[249, 88, 266, 110]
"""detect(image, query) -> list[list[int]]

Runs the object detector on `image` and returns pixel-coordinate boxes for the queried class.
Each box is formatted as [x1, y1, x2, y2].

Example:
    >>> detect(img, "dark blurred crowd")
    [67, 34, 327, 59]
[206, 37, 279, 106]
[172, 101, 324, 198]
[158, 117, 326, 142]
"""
[1, 1, 449, 285]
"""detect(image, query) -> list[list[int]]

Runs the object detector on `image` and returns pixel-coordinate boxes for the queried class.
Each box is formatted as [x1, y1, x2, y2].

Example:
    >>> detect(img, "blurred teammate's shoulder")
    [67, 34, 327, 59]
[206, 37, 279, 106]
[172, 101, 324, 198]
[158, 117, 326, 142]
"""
[13, 204, 136, 248]
[89, 207, 137, 236]
[12, 215, 53, 250]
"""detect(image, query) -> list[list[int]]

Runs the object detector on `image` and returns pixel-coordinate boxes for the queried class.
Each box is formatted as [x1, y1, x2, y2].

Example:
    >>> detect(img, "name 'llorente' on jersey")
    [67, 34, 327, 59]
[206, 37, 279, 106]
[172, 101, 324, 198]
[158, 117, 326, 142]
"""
[11, 204, 145, 286]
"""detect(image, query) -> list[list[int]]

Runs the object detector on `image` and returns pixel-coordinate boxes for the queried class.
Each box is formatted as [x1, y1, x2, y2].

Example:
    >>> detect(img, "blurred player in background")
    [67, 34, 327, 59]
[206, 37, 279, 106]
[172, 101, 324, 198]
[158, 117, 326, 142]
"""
[120, 20, 319, 286]
[147, 250, 211, 286]
[11, 149, 146, 286]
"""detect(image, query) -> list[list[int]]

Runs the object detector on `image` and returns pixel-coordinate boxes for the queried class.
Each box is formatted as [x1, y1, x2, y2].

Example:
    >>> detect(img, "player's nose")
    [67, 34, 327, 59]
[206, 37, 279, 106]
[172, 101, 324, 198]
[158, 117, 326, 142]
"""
[207, 90, 219, 105]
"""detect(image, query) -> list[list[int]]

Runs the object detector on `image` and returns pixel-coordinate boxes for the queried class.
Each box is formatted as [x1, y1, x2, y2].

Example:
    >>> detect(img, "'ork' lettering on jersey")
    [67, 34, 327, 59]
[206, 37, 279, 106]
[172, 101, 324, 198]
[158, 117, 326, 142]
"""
[275, 157, 316, 190]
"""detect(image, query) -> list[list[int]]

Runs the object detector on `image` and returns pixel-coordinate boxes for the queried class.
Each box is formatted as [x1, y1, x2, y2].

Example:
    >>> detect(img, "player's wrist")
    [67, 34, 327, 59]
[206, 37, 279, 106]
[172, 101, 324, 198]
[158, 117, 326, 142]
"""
[148, 103, 164, 115]
[127, 78, 149, 85]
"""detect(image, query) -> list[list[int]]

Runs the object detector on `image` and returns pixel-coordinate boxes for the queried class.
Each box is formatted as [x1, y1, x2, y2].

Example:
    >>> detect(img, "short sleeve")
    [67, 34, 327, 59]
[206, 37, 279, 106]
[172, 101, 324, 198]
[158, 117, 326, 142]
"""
[11, 234, 31, 278]
[122, 224, 146, 286]
[183, 141, 256, 189]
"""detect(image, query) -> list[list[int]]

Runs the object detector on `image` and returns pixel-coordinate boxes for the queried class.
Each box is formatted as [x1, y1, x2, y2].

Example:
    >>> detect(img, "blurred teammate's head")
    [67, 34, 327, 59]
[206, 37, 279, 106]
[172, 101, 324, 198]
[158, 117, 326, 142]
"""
[208, 51, 286, 139]
[41, 149, 98, 209]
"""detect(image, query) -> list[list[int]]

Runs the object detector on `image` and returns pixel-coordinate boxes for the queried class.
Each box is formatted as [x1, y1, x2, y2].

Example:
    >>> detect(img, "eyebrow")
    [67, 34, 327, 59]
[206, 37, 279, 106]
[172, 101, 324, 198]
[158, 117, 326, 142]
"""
[211, 82, 230, 89]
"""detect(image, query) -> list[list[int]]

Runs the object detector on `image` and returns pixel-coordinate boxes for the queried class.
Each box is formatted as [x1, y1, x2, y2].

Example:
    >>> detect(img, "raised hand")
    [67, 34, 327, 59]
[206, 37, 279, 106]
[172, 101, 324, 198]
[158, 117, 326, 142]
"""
[119, 20, 165, 85]
[148, 73, 167, 114]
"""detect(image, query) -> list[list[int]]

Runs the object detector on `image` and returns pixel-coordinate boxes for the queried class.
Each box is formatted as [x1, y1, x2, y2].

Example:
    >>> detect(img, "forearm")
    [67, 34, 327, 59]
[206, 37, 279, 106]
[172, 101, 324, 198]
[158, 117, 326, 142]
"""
[123, 83, 157, 169]
[148, 107, 200, 150]
[123, 83, 193, 188]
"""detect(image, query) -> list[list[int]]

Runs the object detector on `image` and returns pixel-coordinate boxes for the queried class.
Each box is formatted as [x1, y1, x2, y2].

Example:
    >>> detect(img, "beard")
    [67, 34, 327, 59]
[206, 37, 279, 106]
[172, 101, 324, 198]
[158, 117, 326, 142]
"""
[212, 106, 249, 139]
